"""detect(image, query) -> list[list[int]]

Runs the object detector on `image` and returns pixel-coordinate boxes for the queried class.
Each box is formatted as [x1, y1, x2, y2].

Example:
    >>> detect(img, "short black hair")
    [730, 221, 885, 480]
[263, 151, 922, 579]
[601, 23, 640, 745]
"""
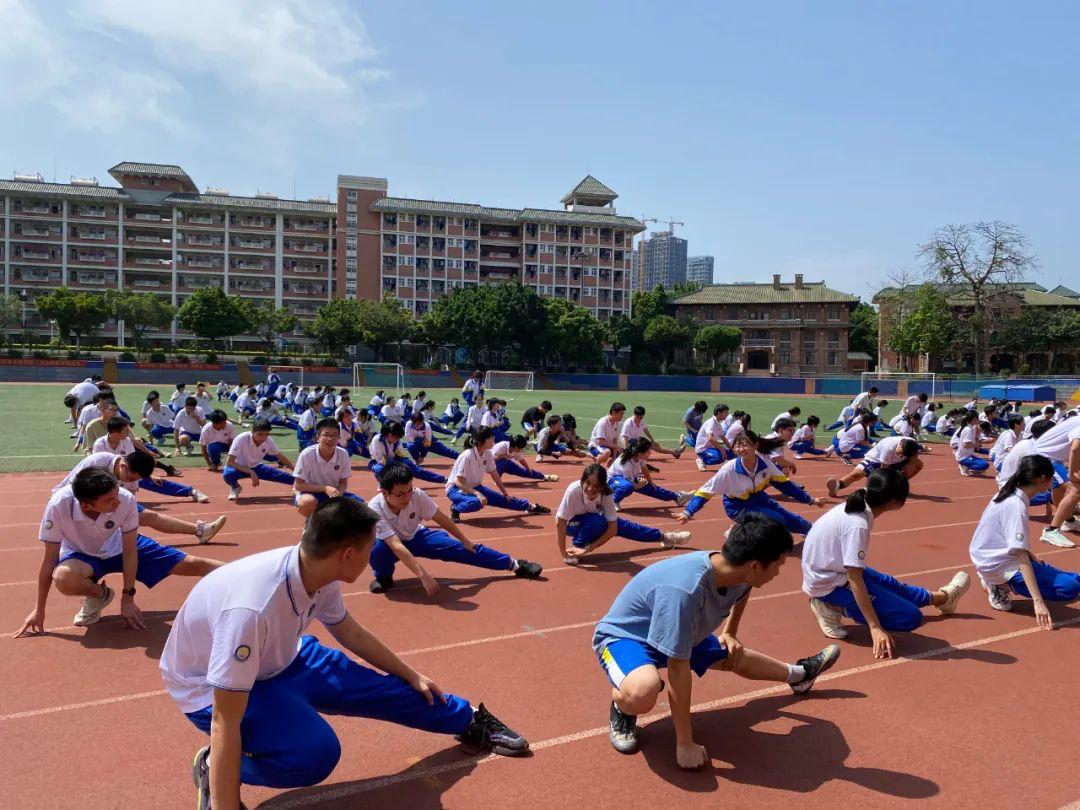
[251, 418, 272, 433]
[788, 406, 801, 416]
[1008, 414, 1025, 429]
[722, 513, 794, 566]
[106, 415, 127, 434]
[546, 413, 562, 426]
[1029, 418, 1054, 439]
[301, 497, 380, 558]
[377, 462, 414, 490]
[715, 403, 729, 415]
[633, 405, 646, 417]
[806, 415, 821, 426]
[609, 402, 626, 414]
[316, 417, 339, 433]
[124, 450, 156, 478]
[185, 396, 198, 408]
[71, 467, 119, 502]
[63, 394, 78, 408]
[509, 434, 528, 449]
[693, 400, 708, 412]
[540, 400, 552, 410]
[210, 409, 228, 425]
[381, 420, 405, 438]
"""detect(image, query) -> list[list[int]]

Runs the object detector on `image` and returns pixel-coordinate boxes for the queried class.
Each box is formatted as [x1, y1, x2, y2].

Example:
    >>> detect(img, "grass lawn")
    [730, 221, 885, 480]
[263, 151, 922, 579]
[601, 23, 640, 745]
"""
[0, 381, 932, 474]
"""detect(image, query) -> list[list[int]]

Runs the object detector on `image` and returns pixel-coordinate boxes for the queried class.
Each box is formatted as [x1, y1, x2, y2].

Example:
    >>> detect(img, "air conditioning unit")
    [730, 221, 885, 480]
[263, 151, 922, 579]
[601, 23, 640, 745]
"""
[71, 176, 99, 186]
[204, 187, 229, 195]
[14, 172, 44, 182]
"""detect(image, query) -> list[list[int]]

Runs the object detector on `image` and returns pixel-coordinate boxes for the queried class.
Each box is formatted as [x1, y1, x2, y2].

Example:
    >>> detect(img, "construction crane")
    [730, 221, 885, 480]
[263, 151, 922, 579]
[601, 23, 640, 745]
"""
[660, 218, 684, 234]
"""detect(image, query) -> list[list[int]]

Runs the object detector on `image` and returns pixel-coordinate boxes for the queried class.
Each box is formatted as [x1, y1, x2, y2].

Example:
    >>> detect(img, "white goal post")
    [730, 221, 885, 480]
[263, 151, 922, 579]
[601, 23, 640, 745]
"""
[860, 371, 938, 402]
[352, 363, 407, 393]
[483, 370, 534, 391]
[266, 365, 304, 386]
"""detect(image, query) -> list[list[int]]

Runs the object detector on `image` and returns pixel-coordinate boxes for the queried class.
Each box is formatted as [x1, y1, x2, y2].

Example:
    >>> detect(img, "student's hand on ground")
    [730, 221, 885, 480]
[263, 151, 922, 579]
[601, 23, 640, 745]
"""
[419, 572, 440, 596]
[249, 477, 260, 487]
[120, 598, 146, 630]
[1033, 600, 1053, 630]
[14, 610, 45, 638]
[719, 632, 742, 665]
[408, 671, 446, 705]
[566, 545, 588, 558]
[676, 741, 709, 770]
[870, 627, 893, 659]
[811, 497, 826, 508]
[460, 539, 477, 553]
[477, 494, 487, 506]
[324, 486, 341, 498]
[676, 512, 691, 524]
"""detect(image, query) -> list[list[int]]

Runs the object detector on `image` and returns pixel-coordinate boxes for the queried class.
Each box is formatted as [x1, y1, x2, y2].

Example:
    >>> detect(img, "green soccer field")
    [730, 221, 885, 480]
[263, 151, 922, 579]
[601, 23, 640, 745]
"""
[0, 381, 934, 474]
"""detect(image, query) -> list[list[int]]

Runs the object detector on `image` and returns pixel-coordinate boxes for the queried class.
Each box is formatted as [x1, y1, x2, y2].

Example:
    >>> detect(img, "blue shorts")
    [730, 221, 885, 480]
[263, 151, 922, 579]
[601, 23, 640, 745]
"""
[58, 534, 185, 588]
[293, 491, 365, 508]
[596, 636, 728, 688]
[860, 458, 910, 473]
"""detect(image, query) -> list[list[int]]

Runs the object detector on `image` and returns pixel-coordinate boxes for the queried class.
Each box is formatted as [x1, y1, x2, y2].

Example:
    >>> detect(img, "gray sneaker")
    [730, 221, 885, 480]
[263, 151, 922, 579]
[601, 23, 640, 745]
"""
[980, 577, 1013, 612]
[192, 746, 211, 810]
[608, 701, 638, 754]
[1041, 528, 1076, 549]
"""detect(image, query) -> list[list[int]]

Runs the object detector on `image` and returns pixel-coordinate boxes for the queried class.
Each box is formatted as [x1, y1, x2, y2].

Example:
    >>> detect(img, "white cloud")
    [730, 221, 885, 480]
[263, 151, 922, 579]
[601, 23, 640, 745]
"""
[52, 72, 185, 134]
[0, 0, 73, 103]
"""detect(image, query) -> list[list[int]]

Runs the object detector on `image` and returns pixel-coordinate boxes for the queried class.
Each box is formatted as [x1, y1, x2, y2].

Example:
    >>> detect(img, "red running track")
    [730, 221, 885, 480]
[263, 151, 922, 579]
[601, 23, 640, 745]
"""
[2, 449, 1079, 808]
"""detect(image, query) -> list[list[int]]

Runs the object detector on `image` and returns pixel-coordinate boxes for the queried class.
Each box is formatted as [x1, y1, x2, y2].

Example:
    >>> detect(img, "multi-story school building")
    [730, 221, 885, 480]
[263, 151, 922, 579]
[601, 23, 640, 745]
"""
[0, 164, 643, 344]
[673, 275, 862, 375]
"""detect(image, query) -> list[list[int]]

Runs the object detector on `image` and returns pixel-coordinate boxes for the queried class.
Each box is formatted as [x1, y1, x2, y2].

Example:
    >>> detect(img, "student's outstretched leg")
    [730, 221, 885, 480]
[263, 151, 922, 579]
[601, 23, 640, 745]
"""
[567, 513, 610, 547]
[615, 517, 663, 543]
[403, 459, 446, 484]
[495, 458, 545, 480]
[403, 527, 515, 572]
[636, 482, 681, 503]
[447, 486, 484, 514]
[736, 497, 813, 537]
[1008, 561, 1080, 601]
[139, 477, 196, 499]
[821, 568, 929, 631]
[476, 484, 529, 512]
[608, 476, 635, 503]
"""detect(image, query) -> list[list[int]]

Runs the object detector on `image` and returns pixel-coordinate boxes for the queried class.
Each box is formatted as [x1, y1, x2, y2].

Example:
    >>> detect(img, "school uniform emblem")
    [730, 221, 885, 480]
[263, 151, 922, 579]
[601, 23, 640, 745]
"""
[45, 520, 53, 529]
[234, 645, 252, 662]
[857, 550, 866, 560]
[334, 465, 340, 470]
[105, 520, 115, 530]
[409, 511, 416, 519]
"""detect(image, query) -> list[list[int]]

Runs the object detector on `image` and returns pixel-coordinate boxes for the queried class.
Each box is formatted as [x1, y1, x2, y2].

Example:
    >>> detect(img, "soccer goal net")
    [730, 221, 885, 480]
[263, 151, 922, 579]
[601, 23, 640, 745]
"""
[266, 365, 304, 386]
[860, 371, 938, 402]
[484, 370, 534, 391]
[353, 363, 407, 393]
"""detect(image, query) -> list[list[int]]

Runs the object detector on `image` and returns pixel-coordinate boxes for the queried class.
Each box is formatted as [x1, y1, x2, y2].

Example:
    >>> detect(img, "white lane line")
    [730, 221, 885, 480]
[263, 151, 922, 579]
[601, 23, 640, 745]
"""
[266, 615, 1080, 807]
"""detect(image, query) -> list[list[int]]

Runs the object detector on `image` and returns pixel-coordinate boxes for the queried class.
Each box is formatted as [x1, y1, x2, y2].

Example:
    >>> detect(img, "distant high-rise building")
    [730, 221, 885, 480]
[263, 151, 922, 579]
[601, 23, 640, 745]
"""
[640, 230, 687, 291]
[686, 255, 714, 285]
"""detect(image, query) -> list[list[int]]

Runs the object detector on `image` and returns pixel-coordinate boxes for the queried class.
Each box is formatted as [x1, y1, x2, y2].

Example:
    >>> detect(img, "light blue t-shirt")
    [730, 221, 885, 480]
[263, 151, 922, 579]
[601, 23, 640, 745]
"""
[592, 551, 751, 660]
[683, 406, 704, 432]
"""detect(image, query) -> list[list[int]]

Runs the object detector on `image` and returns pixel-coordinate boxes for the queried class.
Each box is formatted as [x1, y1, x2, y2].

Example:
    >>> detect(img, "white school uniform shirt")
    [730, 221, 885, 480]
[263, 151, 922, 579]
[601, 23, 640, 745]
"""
[446, 447, 496, 493]
[770, 411, 792, 430]
[199, 421, 237, 448]
[851, 391, 873, 412]
[56, 452, 138, 495]
[791, 425, 815, 444]
[801, 503, 873, 598]
[608, 454, 643, 481]
[901, 395, 921, 416]
[995, 438, 1039, 487]
[293, 445, 352, 488]
[322, 393, 336, 409]
[760, 432, 786, 460]
[888, 412, 906, 430]
[1033, 418, 1080, 463]
[216, 382, 229, 396]
[936, 415, 953, 433]
[556, 479, 617, 522]
[969, 490, 1031, 585]
[695, 415, 723, 453]
[40, 484, 140, 560]
[380, 403, 404, 423]
[620, 417, 648, 442]
[369, 394, 385, 407]
[533, 425, 559, 453]
[964, 399, 977, 411]
[298, 409, 319, 432]
[462, 378, 481, 397]
[404, 420, 431, 444]
[589, 416, 621, 449]
[234, 392, 254, 413]
[414, 395, 427, 411]
[893, 419, 915, 438]
[141, 399, 153, 418]
[276, 385, 289, 401]
[863, 436, 908, 467]
[173, 408, 206, 435]
[837, 423, 866, 453]
[92, 435, 135, 456]
[492, 440, 523, 462]
[369, 489, 439, 543]
[724, 420, 747, 444]
[144, 404, 175, 429]
[194, 392, 213, 413]
[920, 410, 937, 429]
[228, 432, 281, 467]
[356, 418, 378, 441]
[480, 410, 502, 429]
[169, 389, 186, 405]
[77, 403, 101, 430]
[989, 430, 1019, 464]
[835, 405, 855, 425]
[68, 380, 100, 407]
[464, 403, 485, 430]
[954, 425, 978, 461]
[369, 436, 409, 466]
[159, 545, 347, 714]
[443, 402, 459, 418]
[720, 414, 735, 433]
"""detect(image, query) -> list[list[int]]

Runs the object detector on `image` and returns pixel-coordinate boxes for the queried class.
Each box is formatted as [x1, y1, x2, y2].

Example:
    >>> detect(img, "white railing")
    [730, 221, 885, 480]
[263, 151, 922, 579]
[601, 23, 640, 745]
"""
[133, 212, 166, 221]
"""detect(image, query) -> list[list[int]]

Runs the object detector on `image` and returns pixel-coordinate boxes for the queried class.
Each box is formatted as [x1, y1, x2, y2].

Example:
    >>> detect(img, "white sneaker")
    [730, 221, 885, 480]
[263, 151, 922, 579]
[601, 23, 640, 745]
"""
[809, 598, 848, 639]
[958, 466, 972, 477]
[73, 583, 115, 627]
[938, 571, 970, 614]
[661, 530, 690, 549]
[544, 474, 559, 482]
[227, 485, 241, 501]
[1041, 527, 1076, 548]
[980, 577, 1013, 612]
[675, 491, 691, 507]
[695, 458, 707, 472]
[614, 502, 622, 512]
[191, 489, 210, 504]
[841, 455, 853, 466]
[793, 453, 804, 460]
[1062, 517, 1080, 533]
[196, 515, 227, 544]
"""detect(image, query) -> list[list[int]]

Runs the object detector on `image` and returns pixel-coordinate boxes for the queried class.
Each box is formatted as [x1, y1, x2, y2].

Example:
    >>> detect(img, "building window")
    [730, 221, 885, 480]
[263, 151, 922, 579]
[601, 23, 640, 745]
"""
[804, 350, 816, 366]
[346, 214, 356, 226]
[779, 349, 791, 365]
[827, 351, 839, 366]
[347, 190, 357, 200]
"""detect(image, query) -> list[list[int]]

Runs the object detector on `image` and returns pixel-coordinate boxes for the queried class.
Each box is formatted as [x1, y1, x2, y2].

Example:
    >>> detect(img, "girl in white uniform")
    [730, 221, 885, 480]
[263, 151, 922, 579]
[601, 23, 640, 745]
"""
[606, 438, 690, 508]
[954, 411, 990, 475]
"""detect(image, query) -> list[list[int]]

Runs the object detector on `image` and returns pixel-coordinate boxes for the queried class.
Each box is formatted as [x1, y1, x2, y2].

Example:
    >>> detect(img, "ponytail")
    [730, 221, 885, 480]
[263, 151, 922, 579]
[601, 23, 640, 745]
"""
[994, 455, 1055, 503]
[465, 426, 495, 449]
[846, 468, 909, 513]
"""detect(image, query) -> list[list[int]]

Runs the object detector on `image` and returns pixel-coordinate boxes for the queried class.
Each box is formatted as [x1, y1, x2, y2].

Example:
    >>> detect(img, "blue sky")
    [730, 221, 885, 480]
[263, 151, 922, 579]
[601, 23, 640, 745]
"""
[2, 0, 1076, 300]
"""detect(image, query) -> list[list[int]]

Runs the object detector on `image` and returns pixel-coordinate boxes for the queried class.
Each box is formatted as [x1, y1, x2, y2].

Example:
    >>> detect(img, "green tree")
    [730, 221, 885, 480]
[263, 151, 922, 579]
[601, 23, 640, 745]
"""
[364, 298, 414, 360]
[0, 293, 22, 341]
[885, 284, 954, 370]
[604, 312, 639, 350]
[35, 287, 108, 346]
[543, 298, 606, 366]
[107, 290, 175, 349]
[306, 299, 372, 358]
[643, 314, 690, 372]
[849, 301, 879, 359]
[419, 284, 550, 365]
[693, 324, 742, 367]
[242, 300, 299, 353]
[176, 287, 251, 348]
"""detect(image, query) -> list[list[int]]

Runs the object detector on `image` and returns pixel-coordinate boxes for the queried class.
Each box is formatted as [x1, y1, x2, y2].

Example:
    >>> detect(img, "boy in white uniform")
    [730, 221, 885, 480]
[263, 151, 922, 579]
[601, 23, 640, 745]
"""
[619, 405, 683, 459]
[367, 463, 541, 594]
[1033, 415, 1080, 547]
[223, 419, 295, 502]
[292, 418, 365, 518]
[694, 404, 733, 471]
[198, 410, 237, 472]
[589, 402, 626, 464]
[15, 467, 222, 636]
[172, 397, 207, 456]
[159, 498, 528, 808]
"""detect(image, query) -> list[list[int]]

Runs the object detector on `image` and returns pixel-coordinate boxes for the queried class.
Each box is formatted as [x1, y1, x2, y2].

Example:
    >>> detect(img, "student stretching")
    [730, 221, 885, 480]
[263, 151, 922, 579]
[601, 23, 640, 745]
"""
[693, 404, 733, 471]
[445, 428, 550, 523]
[827, 436, 923, 498]
[556, 464, 689, 565]
[954, 411, 990, 476]
[801, 469, 970, 655]
[607, 438, 691, 508]
[369, 422, 446, 485]
[682, 400, 708, 450]
[493, 435, 559, 482]
[678, 432, 824, 537]
[970, 455, 1080, 625]
[789, 416, 830, 459]
[832, 413, 877, 464]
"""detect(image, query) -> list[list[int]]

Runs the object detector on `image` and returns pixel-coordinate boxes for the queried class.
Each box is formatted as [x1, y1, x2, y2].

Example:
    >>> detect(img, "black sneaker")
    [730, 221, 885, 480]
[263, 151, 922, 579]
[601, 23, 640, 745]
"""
[160, 462, 179, 477]
[528, 503, 551, 515]
[514, 560, 542, 579]
[368, 576, 394, 594]
[450, 508, 461, 524]
[608, 701, 638, 754]
[791, 644, 841, 695]
[191, 746, 211, 810]
[646, 463, 660, 473]
[457, 703, 529, 756]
